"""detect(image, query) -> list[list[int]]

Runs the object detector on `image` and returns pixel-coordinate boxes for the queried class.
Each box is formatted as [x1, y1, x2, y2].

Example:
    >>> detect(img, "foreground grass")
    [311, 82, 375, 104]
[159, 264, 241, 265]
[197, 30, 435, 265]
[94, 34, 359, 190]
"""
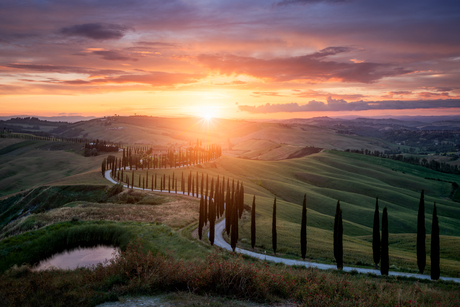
[1, 241, 459, 307]
[0, 220, 209, 273]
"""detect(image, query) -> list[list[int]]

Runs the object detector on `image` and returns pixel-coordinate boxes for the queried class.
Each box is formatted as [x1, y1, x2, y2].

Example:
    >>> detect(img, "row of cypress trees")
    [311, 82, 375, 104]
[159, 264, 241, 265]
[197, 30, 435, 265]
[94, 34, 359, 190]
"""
[260, 193, 441, 279]
[197, 176, 245, 250]
[106, 157, 443, 279]
[371, 191, 440, 279]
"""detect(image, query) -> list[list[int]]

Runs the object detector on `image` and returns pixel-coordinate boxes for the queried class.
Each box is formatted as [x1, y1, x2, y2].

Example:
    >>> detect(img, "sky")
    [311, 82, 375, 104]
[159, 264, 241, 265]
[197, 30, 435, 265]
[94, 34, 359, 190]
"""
[1, 0, 460, 119]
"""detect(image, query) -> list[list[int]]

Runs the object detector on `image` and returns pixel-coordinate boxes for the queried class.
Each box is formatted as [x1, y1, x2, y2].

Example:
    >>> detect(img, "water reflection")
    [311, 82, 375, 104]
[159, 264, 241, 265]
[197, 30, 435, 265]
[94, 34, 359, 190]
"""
[34, 245, 119, 271]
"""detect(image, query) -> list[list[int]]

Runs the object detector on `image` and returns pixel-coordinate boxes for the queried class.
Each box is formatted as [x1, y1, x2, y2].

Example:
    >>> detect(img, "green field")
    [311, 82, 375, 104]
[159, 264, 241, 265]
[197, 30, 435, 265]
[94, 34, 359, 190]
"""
[0, 139, 111, 197]
[121, 149, 460, 276]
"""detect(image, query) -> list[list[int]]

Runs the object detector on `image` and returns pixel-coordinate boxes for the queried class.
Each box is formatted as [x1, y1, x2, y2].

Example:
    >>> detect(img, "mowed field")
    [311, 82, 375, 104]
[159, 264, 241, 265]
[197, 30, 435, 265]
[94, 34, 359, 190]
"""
[123, 150, 460, 277]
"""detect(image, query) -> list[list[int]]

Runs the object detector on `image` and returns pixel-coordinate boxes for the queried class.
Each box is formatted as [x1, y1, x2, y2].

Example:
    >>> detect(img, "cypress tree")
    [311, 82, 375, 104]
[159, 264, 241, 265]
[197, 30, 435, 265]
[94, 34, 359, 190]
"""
[381, 207, 389, 276]
[201, 173, 204, 197]
[239, 183, 244, 218]
[196, 172, 199, 197]
[198, 194, 203, 240]
[138, 174, 141, 188]
[192, 176, 195, 197]
[417, 189, 426, 274]
[151, 175, 154, 191]
[168, 175, 171, 193]
[131, 171, 134, 189]
[334, 200, 343, 270]
[101, 158, 106, 176]
[155, 173, 157, 189]
[204, 186, 208, 225]
[225, 180, 231, 235]
[272, 197, 277, 255]
[172, 172, 174, 189]
[230, 189, 238, 252]
[373, 197, 380, 268]
[431, 203, 440, 280]
[181, 171, 184, 194]
[251, 195, 256, 250]
[209, 197, 215, 246]
[301, 194, 307, 260]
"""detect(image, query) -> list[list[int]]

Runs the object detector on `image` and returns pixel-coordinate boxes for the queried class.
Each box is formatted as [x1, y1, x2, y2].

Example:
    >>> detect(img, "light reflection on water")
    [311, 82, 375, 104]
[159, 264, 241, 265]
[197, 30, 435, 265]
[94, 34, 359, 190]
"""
[34, 246, 119, 271]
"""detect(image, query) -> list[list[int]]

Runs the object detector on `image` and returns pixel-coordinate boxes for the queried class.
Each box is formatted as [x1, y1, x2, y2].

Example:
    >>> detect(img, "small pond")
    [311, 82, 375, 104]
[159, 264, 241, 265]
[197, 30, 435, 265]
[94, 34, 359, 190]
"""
[34, 245, 119, 271]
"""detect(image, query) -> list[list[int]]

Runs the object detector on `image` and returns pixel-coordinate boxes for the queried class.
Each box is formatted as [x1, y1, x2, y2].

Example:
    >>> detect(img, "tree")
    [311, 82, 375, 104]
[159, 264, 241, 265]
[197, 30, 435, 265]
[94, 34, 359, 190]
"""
[431, 203, 440, 280]
[333, 200, 343, 270]
[209, 198, 215, 246]
[101, 158, 106, 176]
[417, 189, 426, 274]
[381, 207, 389, 276]
[301, 194, 307, 260]
[131, 171, 134, 189]
[373, 197, 380, 268]
[230, 188, 238, 252]
[251, 195, 256, 250]
[272, 197, 277, 255]
[198, 194, 203, 240]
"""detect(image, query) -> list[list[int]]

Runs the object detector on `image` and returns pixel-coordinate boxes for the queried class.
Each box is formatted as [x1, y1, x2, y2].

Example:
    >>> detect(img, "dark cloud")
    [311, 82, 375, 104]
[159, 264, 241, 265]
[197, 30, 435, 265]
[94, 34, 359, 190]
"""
[238, 99, 460, 113]
[58, 71, 204, 87]
[2, 63, 125, 77]
[92, 50, 138, 62]
[136, 41, 177, 47]
[275, 0, 352, 6]
[59, 23, 131, 40]
[198, 47, 411, 84]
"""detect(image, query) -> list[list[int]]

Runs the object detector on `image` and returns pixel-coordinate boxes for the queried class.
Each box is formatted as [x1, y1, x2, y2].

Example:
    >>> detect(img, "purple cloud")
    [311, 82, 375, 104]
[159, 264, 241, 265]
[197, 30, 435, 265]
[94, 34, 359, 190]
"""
[238, 99, 460, 113]
[59, 23, 131, 40]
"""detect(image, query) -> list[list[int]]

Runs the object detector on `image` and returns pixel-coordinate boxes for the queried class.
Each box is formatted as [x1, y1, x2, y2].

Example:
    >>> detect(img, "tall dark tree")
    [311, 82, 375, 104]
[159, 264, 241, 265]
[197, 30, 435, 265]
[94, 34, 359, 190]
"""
[373, 197, 380, 268]
[101, 158, 106, 176]
[239, 184, 244, 218]
[431, 203, 440, 280]
[225, 180, 232, 235]
[272, 197, 277, 255]
[209, 197, 215, 246]
[417, 189, 426, 274]
[230, 187, 238, 252]
[198, 194, 204, 240]
[131, 171, 135, 189]
[333, 200, 343, 270]
[381, 207, 389, 276]
[301, 194, 307, 260]
[251, 195, 256, 250]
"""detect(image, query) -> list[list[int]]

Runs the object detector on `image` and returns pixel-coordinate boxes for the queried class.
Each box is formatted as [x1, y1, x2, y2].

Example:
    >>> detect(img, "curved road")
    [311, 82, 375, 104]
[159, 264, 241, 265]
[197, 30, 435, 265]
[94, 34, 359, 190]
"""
[104, 170, 460, 283]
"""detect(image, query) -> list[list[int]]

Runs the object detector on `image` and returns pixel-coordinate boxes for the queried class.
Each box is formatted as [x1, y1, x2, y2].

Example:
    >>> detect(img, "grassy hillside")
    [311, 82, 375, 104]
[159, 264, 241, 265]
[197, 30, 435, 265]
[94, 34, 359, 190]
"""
[0, 139, 111, 197]
[122, 150, 460, 276]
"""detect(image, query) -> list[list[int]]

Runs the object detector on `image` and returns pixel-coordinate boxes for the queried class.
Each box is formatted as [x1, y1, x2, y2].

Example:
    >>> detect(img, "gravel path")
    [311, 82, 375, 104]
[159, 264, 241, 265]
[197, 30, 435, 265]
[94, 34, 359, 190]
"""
[104, 170, 460, 283]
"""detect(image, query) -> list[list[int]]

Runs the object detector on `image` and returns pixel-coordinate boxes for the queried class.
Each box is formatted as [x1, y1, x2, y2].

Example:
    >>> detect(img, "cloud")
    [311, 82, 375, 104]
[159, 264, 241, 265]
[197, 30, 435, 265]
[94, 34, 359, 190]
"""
[92, 50, 138, 62]
[59, 23, 131, 40]
[294, 89, 366, 100]
[58, 71, 204, 87]
[198, 47, 411, 84]
[380, 91, 413, 99]
[238, 99, 460, 113]
[275, 0, 352, 6]
[251, 91, 285, 97]
[418, 92, 451, 99]
[2, 63, 125, 77]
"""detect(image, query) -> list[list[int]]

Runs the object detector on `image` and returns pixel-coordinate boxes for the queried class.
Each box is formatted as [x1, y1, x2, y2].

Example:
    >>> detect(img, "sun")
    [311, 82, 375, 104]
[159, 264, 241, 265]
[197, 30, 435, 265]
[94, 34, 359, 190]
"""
[201, 109, 215, 121]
